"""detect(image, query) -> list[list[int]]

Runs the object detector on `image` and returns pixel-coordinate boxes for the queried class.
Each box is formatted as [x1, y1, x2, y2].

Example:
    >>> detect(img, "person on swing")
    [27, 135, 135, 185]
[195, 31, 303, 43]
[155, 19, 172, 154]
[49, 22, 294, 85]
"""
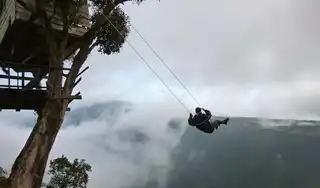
[188, 107, 229, 134]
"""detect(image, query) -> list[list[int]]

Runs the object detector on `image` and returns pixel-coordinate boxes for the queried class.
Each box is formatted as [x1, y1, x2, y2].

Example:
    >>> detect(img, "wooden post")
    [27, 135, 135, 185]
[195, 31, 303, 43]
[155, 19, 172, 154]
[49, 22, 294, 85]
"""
[8, 67, 11, 89]
[17, 72, 19, 89]
[22, 72, 25, 87]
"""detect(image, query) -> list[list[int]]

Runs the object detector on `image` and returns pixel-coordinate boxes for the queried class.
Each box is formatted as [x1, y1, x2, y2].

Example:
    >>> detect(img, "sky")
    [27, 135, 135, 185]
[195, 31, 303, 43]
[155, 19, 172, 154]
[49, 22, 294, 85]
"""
[1, 0, 320, 187]
[79, 0, 320, 120]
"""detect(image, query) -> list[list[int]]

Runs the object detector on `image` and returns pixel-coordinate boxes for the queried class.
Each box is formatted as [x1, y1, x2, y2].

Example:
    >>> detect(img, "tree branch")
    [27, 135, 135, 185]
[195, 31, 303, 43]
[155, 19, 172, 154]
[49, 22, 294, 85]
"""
[34, 2, 65, 98]
[63, 0, 132, 58]
[37, 8, 56, 54]
[88, 41, 99, 53]
[16, 0, 36, 13]
[62, 0, 141, 98]
[60, 18, 70, 50]
[77, 66, 89, 77]
[62, 42, 90, 96]
[47, 0, 58, 22]
[59, 2, 71, 50]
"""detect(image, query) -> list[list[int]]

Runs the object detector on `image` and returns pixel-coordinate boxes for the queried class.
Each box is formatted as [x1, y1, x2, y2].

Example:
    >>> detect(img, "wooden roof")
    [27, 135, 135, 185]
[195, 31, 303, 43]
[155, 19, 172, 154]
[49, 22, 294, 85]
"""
[15, 0, 91, 37]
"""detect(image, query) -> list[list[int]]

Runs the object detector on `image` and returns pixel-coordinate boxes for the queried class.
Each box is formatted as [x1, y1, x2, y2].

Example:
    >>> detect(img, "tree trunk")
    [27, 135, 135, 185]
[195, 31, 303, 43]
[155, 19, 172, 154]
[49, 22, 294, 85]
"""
[7, 25, 89, 188]
[8, 99, 68, 188]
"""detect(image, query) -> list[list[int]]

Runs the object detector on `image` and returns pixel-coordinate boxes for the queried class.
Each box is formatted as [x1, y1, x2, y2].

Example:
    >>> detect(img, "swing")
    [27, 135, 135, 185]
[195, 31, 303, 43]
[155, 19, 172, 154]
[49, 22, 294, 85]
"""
[192, 115, 212, 126]
[104, 12, 230, 127]
[188, 107, 213, 127]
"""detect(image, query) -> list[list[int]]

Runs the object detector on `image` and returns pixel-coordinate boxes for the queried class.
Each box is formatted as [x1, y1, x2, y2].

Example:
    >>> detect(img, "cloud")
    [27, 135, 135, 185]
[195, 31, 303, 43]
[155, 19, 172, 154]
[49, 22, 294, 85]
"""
[75, 0, 320, 120]
[0, 102, 186, 188]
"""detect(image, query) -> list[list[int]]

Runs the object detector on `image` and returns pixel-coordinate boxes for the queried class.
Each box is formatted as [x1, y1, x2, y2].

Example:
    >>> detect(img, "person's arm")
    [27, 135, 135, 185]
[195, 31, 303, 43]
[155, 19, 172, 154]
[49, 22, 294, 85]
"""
[203, 109, 212, 119]
[188, 113, 195, 126]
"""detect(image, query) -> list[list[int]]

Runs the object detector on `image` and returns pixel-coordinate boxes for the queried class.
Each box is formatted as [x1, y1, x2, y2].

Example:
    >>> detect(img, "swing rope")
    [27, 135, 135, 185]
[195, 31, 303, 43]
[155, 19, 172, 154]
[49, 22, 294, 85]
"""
[129, 24, 202, 108]
[100, 7, 204, 115]
[100, 13, 191, 113]
[130, 25, 217, 126]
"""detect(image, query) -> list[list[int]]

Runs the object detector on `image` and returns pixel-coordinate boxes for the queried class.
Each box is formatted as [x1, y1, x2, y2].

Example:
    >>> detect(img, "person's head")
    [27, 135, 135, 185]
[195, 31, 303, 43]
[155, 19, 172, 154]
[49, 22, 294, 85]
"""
[195, 107, 202, 114]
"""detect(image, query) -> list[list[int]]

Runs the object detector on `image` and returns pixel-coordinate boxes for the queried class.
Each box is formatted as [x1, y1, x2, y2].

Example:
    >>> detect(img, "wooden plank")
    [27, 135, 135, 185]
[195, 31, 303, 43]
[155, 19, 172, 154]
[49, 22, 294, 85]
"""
[15, 0, 91, 36]
[0, 85, 46, 89]
[0, 60, 72, 70]
[0, 74, 48, 80]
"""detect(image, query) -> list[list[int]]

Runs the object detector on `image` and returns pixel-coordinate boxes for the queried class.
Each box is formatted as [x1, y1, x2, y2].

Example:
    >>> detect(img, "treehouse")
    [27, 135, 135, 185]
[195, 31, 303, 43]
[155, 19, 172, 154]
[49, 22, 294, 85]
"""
[0, 0, 91, 111]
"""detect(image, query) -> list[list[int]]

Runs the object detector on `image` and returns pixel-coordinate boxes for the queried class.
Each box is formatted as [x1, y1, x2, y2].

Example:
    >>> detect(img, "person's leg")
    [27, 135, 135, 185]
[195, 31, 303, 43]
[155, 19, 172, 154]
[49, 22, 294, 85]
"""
[221, 118, 230, 125]
[203, 127, 214, 133]
[210, 120, 222, 129]
[196, 124, 214, 134]
[207, 128, 214, 134]
[210, 118, 229, 130]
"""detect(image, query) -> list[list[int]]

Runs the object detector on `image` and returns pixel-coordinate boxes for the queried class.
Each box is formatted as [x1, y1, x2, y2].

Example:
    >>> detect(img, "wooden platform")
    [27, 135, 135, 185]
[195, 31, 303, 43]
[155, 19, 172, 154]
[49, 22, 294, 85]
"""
[0, 88, 47, 111]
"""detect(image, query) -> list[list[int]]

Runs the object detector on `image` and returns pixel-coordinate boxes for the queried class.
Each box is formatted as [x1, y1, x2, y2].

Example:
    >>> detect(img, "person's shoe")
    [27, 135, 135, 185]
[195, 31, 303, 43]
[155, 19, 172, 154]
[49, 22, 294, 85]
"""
[222, 118, 230, 125]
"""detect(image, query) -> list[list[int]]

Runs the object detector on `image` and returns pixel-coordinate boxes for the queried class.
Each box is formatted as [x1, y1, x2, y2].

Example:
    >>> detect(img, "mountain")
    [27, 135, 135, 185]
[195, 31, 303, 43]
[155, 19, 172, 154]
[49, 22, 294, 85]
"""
[63, 101, 132, 127]
[162, 117, 320, 188]
[12, 101, 320, 188]
[14, 101, 133, 128]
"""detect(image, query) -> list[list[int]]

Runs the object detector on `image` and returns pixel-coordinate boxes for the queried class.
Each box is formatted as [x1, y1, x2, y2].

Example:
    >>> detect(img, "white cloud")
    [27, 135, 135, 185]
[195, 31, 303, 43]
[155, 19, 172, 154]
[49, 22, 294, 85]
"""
[0, 102, 185, 188]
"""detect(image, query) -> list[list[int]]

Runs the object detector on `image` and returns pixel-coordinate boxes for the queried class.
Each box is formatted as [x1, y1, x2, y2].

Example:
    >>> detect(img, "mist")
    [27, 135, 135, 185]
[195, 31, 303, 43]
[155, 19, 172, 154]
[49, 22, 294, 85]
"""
[0, 102, 187, 188]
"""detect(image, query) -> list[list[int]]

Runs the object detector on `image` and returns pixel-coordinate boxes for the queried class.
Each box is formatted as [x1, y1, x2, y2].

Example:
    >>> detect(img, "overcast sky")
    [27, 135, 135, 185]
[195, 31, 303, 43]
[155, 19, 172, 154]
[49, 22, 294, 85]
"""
[1, 0, 320, 187]
[78, 0, 320, 120]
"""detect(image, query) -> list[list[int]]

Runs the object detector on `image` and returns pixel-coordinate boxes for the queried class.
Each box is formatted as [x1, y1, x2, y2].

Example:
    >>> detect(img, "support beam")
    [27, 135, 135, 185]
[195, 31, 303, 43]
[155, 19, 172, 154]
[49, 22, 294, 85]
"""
[54, 95, 82, 100]
[77, 66, 89, 77]
[73, 77, 81, 88]
[21, 52, 38, 64]
[22, 72, 25, 87]
[0, 85, 46, 89]
[0, 61, 72, 70]
[8, 68, 10, 88]
[23, 76, 45, 90]
[0, 74, 48, 81]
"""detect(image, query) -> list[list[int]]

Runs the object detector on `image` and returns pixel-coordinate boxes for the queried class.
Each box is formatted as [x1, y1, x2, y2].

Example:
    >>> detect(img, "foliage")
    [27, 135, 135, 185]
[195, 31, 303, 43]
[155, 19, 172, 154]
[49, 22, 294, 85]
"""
[88, 0, 146, 55]
[44, 155, 92, 188]
[28, 0, 147, 58]
[60, 0, 146, 56]
[0, 156, 91, 188]
[95, 7, 130, 55]
[46, 0, 147, 61]
[0, 167, 8, 187]
[90, 0, 145, 10]
[0, 167, 7, 178]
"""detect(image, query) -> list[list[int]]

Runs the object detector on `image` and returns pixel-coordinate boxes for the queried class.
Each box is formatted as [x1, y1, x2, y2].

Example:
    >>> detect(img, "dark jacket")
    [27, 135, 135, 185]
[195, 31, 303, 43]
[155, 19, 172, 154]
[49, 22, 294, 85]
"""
[188, 109, 213, 133]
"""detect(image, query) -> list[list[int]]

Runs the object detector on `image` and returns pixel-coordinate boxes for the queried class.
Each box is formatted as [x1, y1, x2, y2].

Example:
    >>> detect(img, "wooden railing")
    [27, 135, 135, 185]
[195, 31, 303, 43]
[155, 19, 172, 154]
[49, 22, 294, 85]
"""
[0, 60, 72, 90]
[0, 60, 87, 111]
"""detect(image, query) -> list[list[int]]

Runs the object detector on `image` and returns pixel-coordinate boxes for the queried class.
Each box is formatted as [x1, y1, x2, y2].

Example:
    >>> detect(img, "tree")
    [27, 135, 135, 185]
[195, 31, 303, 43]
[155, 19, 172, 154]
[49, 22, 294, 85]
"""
[8, 0, 152, 188]
[43, 155, 92, 188]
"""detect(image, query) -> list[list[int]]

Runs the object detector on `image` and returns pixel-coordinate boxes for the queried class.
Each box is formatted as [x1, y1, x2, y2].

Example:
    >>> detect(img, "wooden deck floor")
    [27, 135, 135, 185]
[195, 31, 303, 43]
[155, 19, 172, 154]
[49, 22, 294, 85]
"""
[0, 88, 47, 111]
